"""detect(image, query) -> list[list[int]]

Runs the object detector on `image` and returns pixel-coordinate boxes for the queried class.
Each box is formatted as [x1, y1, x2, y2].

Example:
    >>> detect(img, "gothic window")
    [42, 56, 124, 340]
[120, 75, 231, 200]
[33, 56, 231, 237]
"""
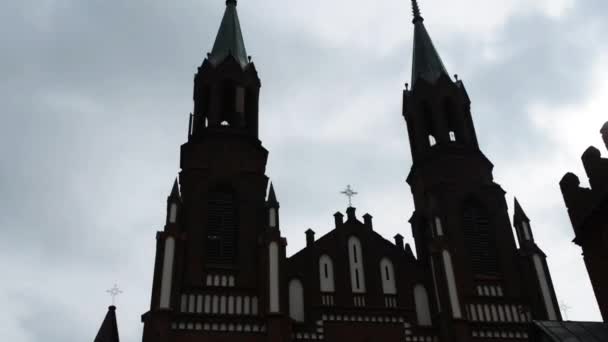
[169, 203, 178, 223]
[235, 87, 246, 114]
[206, 187, 238, 265]
[380, 258, 396, 295]
[200, 86, 211, 116]
[221, 81, 236, 114]
[414, 284, 432, 326]
[319, 255, 335, 292]
[462, 201, 498, 276]
[423, 102, 436, 147]
[288, 279, 305, 322]
[348, 236, 366, 293]
[444, 98, 458, 142]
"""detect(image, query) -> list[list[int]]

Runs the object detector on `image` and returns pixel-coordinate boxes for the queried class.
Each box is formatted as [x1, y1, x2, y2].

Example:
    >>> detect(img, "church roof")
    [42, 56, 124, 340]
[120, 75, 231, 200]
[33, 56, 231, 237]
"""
[94, 306, 119, 342]
[208, 0, 249, 68]
[532, 321, 608, 342]
[410, 0, 449, 86]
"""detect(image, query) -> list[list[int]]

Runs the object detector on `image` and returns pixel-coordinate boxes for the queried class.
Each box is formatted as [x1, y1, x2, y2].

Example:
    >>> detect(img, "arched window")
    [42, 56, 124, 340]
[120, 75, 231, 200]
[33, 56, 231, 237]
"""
[269, 242, 280, 313]
[288, 279, 305, 322]
[159, 236, 175, 309]
[379, 258, 396, 295]
[462, 201, 498, 276]
[169, 203, 178, 224]
[444, 98, 458, 142]
[206, 187, 238, 265]
[423, 102, 437, 147]
[348, 236, 365, 293]
[221, 80, 236, 118]
[442, 250, 462, 318]
[269, 208, 277, 228]
[319, 255, 335, 292]
[414, 284, 432, 326]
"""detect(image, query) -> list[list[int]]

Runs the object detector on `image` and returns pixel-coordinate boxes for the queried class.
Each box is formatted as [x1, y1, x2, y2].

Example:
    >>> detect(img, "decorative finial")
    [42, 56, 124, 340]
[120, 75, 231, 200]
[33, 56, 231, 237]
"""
[106, 284, 123, 306]
[405, 83, 409, 91]
[411, 0, 423, 23]
[454, 74, 459, 81]
[340, 185, 358, 208]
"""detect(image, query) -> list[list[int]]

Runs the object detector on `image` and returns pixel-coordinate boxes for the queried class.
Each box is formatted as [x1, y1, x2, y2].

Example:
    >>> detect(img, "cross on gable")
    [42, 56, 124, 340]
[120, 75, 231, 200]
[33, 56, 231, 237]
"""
[341, 185, 358, 207]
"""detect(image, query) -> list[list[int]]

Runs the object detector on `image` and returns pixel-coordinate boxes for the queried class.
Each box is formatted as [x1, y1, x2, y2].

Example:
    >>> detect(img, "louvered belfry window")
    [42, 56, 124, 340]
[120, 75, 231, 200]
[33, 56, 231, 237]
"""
[462, 203, 498, 276]
[206, 189, 238, 265]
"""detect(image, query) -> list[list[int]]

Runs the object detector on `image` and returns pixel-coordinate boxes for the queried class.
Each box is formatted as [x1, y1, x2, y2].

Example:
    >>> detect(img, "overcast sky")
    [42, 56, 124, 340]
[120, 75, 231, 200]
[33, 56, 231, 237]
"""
[1, 0, 607, 341]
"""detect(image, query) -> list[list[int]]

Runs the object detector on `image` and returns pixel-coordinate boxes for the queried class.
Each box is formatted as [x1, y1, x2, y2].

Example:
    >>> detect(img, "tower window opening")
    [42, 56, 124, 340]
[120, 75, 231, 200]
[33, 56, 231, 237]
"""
[235, 87, 246, 114]
[385, 266, 390, 280]
[444, 98, 460, 142]
[206, 188, 238, 265]
[355, 269, 361, 289]
[221, 120, 230, 127]
[353, 245, 358, 263]
[205, 117, 209, 128]
[429, 135, 437, 146]
[324, 263, 329, 278]
[463, 202, 498, 276]
[449, 131, 456, 142]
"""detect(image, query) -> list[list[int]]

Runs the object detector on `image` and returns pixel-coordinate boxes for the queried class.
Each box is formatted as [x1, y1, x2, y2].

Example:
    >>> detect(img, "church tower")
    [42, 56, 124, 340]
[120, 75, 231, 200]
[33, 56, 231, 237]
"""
[141, 1, 290, 341]
[402, 1, 560, 340]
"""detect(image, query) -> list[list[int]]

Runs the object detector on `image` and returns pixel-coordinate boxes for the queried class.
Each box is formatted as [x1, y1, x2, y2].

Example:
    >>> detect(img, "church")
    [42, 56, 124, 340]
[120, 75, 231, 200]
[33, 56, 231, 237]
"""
[93, 1, 608, 341]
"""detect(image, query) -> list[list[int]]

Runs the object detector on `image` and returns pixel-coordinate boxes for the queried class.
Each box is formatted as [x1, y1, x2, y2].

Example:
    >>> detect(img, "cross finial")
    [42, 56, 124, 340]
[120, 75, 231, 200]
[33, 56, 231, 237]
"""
[106, 284, 123, 306]
[559, 300, 571, 320]
[340, 185, 358, 207]
[411, 0, 423, 23]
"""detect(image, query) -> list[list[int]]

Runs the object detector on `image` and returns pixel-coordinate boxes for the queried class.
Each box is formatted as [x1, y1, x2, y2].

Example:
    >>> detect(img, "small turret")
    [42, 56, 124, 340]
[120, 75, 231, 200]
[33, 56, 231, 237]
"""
[166, 178, 180, 226]
[266, 182, 280, 229]
[513, 197, 535, 247]
[305, 229, 315, 247]
[394, 234, 405, 250]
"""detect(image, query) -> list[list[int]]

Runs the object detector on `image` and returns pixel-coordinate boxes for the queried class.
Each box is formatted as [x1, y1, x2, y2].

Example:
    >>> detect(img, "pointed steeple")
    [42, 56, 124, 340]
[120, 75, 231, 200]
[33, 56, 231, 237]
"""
[94, 306, 120, 342]
[208, 0, 249, 68]
[267, 182, 279, 207]
[169, 178, 180, 199]
[410, 0, 448, 86]
[513, 197, 530, 222]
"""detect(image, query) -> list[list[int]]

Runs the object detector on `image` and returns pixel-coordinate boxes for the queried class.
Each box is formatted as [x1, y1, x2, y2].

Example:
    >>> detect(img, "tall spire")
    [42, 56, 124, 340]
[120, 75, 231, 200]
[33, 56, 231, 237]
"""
[208, 0, 249, 68]
[410, 0, 448, 86]
[94, 306, 120, 342]
[411, 0, 423, 23]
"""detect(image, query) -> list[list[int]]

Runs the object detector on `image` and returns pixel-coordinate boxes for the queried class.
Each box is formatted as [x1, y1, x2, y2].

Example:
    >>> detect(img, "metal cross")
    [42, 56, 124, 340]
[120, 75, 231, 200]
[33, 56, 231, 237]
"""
[559, 300, 571, 320]
[341, 185, 358, 207]
[106, 284, 123, 306]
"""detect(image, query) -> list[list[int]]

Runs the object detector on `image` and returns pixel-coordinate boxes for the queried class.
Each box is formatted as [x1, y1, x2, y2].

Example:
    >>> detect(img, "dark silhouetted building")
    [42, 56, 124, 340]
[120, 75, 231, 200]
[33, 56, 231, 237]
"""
[560, 121, 608, 322]
[128, 1, 568, 341]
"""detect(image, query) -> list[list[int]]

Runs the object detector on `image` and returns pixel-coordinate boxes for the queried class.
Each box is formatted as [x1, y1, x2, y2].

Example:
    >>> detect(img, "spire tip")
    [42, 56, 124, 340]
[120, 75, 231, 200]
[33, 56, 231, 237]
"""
[411, 0, 423, 23]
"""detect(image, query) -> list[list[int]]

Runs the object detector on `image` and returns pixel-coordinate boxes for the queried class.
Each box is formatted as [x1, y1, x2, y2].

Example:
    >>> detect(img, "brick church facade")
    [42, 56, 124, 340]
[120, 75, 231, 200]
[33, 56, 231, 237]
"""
[93, 1, 608, 341]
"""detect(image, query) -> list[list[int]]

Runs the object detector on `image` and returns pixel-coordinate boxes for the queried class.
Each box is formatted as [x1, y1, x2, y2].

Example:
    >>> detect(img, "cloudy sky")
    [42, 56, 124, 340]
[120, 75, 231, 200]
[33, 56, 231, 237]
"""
[1, 0, 607, 340]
